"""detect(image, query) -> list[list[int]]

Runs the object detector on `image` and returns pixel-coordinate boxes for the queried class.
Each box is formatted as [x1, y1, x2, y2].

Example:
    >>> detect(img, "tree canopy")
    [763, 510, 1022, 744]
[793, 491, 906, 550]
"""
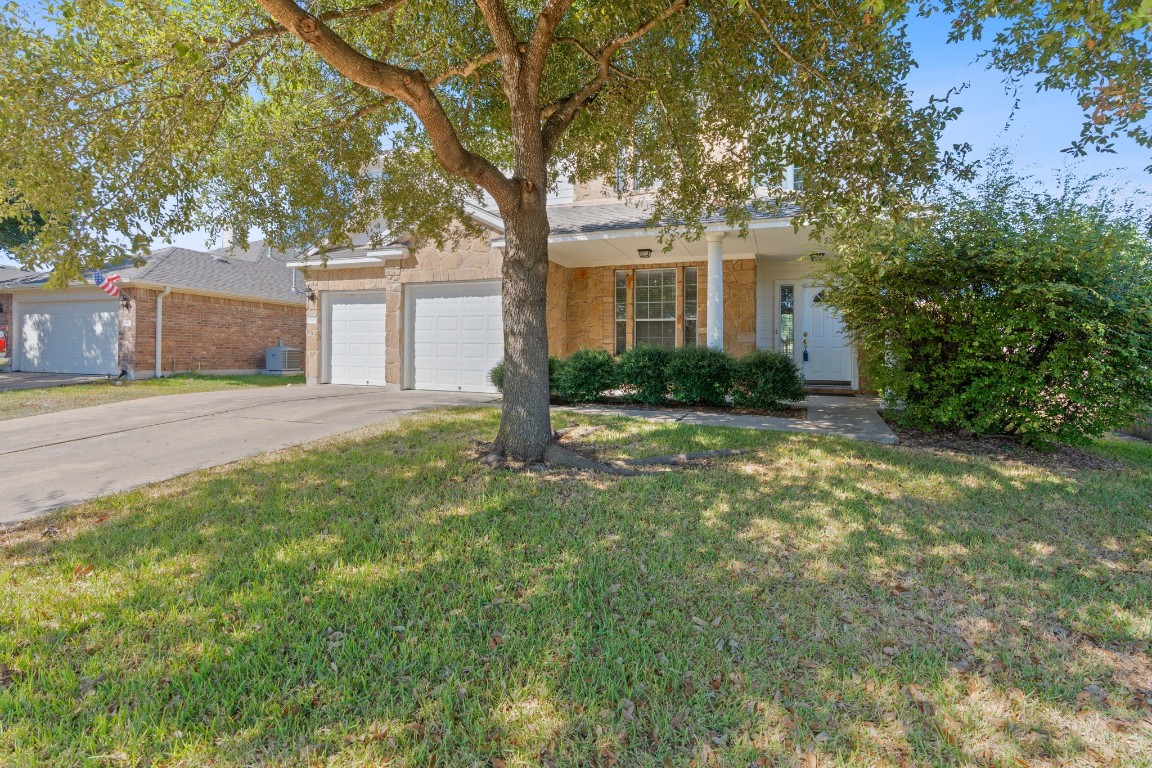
[1, 0, 959, 275]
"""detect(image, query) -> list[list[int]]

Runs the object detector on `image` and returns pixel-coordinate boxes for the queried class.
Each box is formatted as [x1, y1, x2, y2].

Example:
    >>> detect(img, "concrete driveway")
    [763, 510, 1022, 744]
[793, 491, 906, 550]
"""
[0, 386, 495, 524]
[0, 372, 109, 391]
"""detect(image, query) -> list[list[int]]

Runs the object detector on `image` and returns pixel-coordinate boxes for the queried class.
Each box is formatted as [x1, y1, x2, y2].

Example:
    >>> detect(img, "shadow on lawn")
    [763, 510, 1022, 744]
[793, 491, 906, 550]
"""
[2, 409, 1150, 767]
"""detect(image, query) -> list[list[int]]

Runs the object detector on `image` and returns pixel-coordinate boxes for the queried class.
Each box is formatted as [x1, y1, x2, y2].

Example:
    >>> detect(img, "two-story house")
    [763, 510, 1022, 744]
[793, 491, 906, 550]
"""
[293, 173, 857, 394]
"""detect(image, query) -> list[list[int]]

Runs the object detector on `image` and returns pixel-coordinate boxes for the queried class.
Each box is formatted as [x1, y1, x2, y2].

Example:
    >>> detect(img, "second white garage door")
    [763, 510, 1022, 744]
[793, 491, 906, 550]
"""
[408, 281, 503, 393]
[17, 298, 120, 375]
[327, 293, 388, 386]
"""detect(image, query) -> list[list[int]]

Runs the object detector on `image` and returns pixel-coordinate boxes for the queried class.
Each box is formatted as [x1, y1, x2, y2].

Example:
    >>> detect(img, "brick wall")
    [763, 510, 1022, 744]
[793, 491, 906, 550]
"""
[559, 258, 758, 357]
[0, 292, 12, 367]
[127, 287, 304, 376]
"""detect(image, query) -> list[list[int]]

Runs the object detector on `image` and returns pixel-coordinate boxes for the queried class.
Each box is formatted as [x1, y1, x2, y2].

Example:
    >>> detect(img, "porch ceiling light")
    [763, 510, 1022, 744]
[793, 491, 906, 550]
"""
[637, 248, 652, 259]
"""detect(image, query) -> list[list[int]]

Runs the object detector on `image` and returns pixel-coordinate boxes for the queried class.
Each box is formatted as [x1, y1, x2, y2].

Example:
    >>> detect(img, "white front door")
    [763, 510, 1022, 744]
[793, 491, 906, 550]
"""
[326, 293, 387, 386]
[17, 298, 120, 375]
[800, 286, 853, 385]
[407, 281, 503, 393]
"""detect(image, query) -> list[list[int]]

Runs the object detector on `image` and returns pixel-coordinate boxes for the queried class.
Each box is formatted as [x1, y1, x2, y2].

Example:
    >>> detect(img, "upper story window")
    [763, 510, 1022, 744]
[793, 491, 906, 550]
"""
[752, 165, 804, 193]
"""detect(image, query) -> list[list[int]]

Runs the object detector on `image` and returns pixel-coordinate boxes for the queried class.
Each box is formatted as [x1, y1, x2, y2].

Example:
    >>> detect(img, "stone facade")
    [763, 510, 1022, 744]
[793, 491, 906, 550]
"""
[303, 234, 762, 386]
[302, 235, 517, 385]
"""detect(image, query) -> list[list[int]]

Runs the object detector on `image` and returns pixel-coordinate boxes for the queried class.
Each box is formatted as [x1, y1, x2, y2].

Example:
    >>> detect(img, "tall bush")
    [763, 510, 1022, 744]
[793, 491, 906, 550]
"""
[731, 350, 805, 410]
[816, 160, 1152, 444]
[554, 348, 616, 403]
[666, 345, 733, 406]
[615, 344, 673, 404]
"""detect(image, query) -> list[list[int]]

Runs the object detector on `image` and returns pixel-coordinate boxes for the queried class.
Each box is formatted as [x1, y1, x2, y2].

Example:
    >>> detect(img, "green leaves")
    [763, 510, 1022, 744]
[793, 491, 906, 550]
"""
[818, 155, 1152, 445]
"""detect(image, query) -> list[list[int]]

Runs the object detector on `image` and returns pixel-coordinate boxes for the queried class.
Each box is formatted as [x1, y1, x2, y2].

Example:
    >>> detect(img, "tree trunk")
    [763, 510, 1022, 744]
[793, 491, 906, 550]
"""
[491, 191, 555, 461]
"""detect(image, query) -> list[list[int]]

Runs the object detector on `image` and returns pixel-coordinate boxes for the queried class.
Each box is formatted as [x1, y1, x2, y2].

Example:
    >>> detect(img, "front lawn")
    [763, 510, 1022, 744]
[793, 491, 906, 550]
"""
[1, 409, 1150, 767]
[0, 373, 306, 421]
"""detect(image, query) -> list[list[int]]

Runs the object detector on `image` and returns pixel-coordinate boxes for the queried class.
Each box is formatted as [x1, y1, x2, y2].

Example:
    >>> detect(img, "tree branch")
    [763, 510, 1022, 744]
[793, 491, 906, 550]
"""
[208, 1, 408, 53]
[541, 0, 688, 152]
[524, 0, 576, 91]
[473, 0, 521, 59]
[429, 50, 502, 87]
[252, 0, 517, 204]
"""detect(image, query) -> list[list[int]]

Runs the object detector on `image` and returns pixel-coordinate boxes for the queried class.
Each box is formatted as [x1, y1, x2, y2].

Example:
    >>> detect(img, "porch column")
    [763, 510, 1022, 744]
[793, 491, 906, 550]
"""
[705, 231, 726, 349]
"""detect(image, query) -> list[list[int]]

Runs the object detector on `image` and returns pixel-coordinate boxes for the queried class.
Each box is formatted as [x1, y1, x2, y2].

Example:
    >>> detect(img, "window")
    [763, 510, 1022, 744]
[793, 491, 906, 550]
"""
[634, 269, 677, 349]
[614, 271, 628, 355]
[683, 267, 698, 346]
[778, 285, 795, 355]
[791, 166, 805, 192]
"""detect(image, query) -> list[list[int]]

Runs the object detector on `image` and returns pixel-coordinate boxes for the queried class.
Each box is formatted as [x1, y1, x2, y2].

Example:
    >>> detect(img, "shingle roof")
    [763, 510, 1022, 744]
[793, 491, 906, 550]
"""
[119, 244, 304, 304]
[0, 266, 41, 288]
[525, 199, 801, 236]
[0, 243, 305, 304]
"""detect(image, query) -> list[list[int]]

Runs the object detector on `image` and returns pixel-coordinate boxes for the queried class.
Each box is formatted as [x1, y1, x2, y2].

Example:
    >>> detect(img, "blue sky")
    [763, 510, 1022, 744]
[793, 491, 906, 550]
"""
[4, 9, 1149, 263]
[903, 14, 1148, 194]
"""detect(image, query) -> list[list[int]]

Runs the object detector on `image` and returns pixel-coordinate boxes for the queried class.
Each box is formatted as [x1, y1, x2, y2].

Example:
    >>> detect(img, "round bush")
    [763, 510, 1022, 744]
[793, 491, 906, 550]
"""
[554, 348, 616, 403]
[615, 344, 673, 404]
[488, 356, 562, 393]
[665, 345, 734, 406]
[731, 349, 805, 409]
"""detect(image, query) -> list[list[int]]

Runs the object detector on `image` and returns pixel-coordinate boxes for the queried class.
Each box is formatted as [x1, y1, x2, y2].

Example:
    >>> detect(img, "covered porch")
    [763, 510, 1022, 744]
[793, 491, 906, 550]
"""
[519, 213, 859, 390]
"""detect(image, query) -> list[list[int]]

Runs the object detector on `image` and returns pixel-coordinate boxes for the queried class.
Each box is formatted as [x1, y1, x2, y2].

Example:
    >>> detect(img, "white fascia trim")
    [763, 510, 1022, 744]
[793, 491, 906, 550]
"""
[364, 246, 409, 259]
[489, 217, 796, 249]
[464, 202, 505, 233]
[287, 255, 387, 269]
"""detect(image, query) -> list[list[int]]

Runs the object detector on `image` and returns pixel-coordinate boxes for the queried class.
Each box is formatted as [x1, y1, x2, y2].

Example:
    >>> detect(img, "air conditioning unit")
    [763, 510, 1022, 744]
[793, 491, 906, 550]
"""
[264, 343, 302, 376]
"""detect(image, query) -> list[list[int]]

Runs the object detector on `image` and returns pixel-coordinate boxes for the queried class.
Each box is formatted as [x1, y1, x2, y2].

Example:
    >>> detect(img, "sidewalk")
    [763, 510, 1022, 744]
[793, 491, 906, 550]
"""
[561, 395, 899, 444]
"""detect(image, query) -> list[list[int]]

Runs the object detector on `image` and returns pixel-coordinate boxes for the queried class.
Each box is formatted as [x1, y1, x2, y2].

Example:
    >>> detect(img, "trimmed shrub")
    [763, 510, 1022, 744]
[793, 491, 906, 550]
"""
[554, 348, 615, 403]
[488, 356, 562, 393]
[615, 344, 673, 404]
[731, 350, 805, 410]
[666, 345, 734, 406]
[815, 158, 1152, 445]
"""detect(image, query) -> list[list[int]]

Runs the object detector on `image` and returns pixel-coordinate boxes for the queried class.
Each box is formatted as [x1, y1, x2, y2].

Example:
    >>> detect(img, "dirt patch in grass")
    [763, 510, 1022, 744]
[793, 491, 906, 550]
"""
[886, 420, 1128, 472]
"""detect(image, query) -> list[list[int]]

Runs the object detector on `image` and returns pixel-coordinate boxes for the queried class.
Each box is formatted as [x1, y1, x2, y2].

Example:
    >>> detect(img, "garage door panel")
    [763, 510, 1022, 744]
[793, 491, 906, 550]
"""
[327, 293, 387, 386]
[18, 299, 120, 375]
[409, 281, 503, 393]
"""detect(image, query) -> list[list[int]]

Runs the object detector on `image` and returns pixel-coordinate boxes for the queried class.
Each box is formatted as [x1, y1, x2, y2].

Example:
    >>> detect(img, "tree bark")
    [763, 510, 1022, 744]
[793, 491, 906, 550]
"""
[491, 186, 555, 461]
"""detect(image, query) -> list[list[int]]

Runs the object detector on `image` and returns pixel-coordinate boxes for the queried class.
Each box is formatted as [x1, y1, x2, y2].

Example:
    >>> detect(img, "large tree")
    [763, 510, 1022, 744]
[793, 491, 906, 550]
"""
[0, 1, 1148, 463]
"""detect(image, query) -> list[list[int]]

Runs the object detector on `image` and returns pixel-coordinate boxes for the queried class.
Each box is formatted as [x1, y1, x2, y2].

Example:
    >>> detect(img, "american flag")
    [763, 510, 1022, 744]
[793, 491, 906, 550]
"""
[93, 269, 122, 297]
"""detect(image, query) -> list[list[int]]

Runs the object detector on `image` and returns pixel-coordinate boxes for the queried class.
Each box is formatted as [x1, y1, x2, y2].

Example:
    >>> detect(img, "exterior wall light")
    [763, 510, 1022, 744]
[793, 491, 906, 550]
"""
[637, 248, 652, 259]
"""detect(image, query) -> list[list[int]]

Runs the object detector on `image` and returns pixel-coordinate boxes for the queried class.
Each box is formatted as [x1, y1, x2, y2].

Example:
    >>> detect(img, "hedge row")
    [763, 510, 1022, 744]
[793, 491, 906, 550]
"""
[489, 345, 805, 409]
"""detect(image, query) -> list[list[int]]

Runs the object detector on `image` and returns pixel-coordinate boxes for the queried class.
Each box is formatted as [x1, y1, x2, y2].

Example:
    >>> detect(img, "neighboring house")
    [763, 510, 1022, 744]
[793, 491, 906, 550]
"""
[0, 243, 305, 378]
[298, 174, 857, 394]
[0, 265, 36, 366]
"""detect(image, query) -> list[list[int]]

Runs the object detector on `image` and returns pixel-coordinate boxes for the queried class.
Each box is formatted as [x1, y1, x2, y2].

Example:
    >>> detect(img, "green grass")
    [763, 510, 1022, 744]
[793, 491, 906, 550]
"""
[2, 409, 1150, 767]
[0, 373, 306, 421]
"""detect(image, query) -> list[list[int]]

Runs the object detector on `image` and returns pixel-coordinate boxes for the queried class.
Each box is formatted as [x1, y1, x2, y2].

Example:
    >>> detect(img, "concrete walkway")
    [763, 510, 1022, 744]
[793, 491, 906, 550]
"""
[0, 386, 494, 524]
[562, 395, 898, 445]
[0, 372, 109, 391]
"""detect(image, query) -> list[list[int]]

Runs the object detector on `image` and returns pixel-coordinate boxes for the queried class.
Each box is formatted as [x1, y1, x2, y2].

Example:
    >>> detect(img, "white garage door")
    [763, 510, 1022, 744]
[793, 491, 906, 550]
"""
[327, 293, 387, 386]
[17, 299, 120, 375]
[408, 281, 503, 393]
